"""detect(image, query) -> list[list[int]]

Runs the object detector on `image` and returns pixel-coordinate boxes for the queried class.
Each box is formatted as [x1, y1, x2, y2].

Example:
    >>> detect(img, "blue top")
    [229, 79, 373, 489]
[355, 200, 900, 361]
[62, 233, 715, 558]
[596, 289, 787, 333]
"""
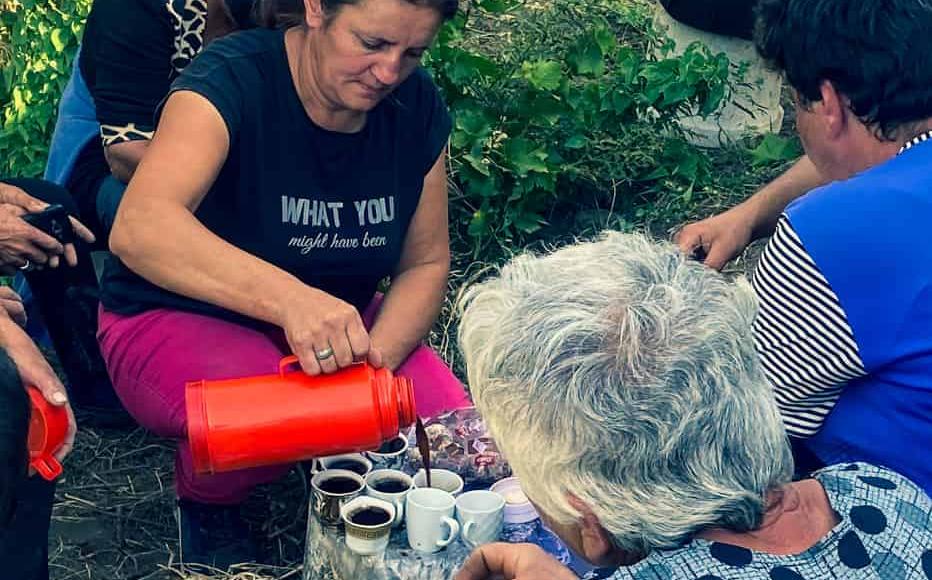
[606, 463, 932, 579]
[783, 138, 932, 494]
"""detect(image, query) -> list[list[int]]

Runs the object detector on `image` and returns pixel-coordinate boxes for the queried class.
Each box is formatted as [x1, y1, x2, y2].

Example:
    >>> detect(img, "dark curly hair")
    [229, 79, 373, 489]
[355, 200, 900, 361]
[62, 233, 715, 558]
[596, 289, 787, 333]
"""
[755, 0, 932, 140]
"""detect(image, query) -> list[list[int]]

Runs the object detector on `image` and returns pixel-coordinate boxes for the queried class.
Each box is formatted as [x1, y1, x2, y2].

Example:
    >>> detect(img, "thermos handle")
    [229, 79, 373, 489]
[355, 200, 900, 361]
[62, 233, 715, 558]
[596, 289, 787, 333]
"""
[31, 455, 63, 481]
[279, 356, 301, 377]
[278, 355, 366, 378]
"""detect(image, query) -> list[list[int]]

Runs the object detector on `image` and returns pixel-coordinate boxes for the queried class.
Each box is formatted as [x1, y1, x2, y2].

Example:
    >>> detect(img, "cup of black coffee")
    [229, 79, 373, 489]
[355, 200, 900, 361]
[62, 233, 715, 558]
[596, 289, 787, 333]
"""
[365, 469, 413, 528]
[349, 506, 393, 525]
[365, 433, 409, 472]
[341, 496, 395, 555]
[316, 453, 373, 476]
[311, 469, 366, 527]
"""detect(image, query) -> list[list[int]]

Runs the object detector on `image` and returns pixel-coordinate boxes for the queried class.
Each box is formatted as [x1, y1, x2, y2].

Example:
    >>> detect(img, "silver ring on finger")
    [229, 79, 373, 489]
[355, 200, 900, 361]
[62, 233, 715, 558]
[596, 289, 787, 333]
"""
[315, 346, 335, 361]
[18, 259, 33, 272]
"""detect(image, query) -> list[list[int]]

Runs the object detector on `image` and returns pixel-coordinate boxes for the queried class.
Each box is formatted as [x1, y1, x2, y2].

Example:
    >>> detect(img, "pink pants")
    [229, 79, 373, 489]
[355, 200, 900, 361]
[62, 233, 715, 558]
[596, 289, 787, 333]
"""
[97, 296, 471, 505]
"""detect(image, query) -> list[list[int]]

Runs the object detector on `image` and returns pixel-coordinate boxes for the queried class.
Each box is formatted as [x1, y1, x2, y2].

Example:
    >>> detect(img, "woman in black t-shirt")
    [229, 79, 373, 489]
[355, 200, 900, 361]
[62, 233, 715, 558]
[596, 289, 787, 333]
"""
[97, 0, 469, 568]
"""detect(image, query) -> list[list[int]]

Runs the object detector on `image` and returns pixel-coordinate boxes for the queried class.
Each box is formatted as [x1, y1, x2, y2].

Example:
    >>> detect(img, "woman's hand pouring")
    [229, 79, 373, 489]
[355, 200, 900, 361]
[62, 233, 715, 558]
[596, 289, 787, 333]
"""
[281, 287, 383, 375]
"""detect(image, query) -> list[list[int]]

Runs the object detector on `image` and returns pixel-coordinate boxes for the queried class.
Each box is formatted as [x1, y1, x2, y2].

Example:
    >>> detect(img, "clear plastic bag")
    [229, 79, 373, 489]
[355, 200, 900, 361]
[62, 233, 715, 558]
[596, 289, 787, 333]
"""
[405, 407, 512, 487]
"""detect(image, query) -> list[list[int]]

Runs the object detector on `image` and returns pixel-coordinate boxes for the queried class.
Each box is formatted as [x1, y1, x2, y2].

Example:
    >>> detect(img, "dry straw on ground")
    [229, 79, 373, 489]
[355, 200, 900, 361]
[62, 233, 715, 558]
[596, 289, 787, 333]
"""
[48, 423, 308, 579]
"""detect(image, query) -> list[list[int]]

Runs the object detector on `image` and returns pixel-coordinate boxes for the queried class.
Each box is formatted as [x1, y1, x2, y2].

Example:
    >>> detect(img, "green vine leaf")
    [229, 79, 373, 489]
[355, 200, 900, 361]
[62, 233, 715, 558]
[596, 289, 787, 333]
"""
[521, 60, 563, 92]
[751, 134, 803, 166]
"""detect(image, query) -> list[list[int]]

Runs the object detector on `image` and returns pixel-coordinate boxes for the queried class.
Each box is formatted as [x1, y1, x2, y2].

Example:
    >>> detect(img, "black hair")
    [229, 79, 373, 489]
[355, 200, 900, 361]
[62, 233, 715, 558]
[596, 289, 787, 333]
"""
[226, 0, 259, 28]
[322, 0, 458, 20]
[755, 0, 932, 140]
[253, 0, 306, 28]
[0, 347, 28, 528]
[253, 0, 459, 29]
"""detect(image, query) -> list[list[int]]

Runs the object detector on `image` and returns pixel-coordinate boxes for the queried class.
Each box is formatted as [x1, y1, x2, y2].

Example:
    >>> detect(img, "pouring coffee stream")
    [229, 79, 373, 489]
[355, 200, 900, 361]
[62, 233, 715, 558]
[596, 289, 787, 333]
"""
[415, 417, 432, 488]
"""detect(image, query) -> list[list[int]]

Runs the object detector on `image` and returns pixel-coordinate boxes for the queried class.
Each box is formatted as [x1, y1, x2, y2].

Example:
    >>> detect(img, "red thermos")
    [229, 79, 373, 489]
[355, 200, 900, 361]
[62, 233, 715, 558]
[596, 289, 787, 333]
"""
[27, 386, 68, 481]
[185, 356, 417, 475]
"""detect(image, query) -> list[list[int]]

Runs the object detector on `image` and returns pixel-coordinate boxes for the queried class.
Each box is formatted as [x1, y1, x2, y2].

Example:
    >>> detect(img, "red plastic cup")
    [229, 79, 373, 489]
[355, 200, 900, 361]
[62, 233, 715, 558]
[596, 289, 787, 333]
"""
[186, 357, 417, 475]
[26, 386, 68, 481]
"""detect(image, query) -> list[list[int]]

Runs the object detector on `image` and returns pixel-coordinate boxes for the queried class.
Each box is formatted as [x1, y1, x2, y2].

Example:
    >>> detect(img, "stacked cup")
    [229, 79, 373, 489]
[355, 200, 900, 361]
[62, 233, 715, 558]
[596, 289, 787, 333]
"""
[314, 443, 511, 556]
[311, 452, 398, 557]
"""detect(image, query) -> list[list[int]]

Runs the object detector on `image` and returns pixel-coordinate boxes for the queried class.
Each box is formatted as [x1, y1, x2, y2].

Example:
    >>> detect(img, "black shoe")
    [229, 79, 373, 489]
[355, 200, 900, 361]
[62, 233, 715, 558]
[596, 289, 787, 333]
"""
[177, 499, 257, 570]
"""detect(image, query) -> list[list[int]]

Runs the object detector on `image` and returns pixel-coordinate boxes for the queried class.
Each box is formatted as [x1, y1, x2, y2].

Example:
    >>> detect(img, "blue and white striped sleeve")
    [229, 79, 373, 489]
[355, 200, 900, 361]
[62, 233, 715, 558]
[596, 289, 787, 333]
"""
[751, 215, 867, 438]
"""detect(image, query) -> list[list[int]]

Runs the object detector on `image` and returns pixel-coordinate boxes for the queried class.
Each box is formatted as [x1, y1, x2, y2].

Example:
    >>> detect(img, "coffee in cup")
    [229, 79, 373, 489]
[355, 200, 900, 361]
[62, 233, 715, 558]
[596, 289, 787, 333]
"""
[311, 469, 365, 527]
[341, 496, 395, 555]
[413, 468, 464, 495]
[317, 453, 373, 476]
[348, 507, 392, 526]
[366, 433, 409, 472]
[371, 479, 409, 494]
[318, 476, 363, 494]
[365, 469, 414, 528]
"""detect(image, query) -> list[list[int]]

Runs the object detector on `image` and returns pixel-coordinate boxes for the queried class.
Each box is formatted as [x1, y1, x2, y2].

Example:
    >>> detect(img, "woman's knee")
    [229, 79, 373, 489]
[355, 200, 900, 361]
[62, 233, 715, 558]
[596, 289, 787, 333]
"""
[101, 309, 289, 437]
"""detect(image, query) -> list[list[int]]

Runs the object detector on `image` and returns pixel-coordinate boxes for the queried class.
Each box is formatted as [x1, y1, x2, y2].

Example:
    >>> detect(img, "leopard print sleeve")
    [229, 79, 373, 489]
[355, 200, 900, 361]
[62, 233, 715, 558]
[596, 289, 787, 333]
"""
[81, 0, 208, 148]
[99, 123, 156, 147]
[165, 0, 208, 73]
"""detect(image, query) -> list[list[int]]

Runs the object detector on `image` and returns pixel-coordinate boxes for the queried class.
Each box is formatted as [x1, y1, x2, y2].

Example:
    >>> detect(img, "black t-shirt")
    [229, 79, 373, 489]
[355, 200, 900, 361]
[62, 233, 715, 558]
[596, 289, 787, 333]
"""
[100, 28, 452, 320]
[68, 0, 211, 223]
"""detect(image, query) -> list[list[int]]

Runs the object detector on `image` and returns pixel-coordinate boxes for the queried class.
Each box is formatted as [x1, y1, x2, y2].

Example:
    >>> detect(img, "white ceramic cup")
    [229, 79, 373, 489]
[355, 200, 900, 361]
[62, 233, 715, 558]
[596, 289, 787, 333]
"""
[365, 433, 409, 472]
[405, 487, 461, 554]
[315, 453, 373, 477]
[412, 468, 464, 496]
[364, 469, 414, 528]
[456, 490, 506, 549]
[340, 496, 395, 556]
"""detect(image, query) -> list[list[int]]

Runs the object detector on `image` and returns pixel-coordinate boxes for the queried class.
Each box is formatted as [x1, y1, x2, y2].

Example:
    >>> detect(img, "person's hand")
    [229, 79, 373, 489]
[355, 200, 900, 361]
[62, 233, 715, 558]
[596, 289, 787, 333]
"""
[0, 182, 95, 274]
[674, 204, 755, 271]
[0, 316, 76, 463]
[456, 543, 578, 580]
[0, 286, 27, 328]
[280, 287, 383, 376]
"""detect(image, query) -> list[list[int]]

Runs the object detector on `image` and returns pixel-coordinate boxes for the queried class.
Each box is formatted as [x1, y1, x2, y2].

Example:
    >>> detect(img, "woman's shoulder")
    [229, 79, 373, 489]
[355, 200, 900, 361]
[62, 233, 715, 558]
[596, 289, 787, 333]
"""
[815, 462, 930, 507]
[814, 462, 932, 540]
[186, 28, 284, 70]
[164, 29, 285, 136]
[813, 463, 932, 575]
[608, 463, 932, 579]
[173, 28, 285, 94]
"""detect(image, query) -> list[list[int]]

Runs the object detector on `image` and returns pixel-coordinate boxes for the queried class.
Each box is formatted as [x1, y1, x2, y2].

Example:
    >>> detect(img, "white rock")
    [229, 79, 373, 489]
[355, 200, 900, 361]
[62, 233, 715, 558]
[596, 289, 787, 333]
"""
[652, 3, 785, 148]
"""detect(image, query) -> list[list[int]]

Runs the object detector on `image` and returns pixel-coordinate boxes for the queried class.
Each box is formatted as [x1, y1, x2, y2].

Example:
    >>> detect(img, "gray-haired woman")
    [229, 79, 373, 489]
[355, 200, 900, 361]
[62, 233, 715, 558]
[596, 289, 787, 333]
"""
[455, 232, 932, 579]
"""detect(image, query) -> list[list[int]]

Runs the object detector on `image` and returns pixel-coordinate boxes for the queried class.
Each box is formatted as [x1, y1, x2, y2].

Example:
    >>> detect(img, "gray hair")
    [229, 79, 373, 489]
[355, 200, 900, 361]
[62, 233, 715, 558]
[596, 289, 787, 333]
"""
[457, 232, 793, 554]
